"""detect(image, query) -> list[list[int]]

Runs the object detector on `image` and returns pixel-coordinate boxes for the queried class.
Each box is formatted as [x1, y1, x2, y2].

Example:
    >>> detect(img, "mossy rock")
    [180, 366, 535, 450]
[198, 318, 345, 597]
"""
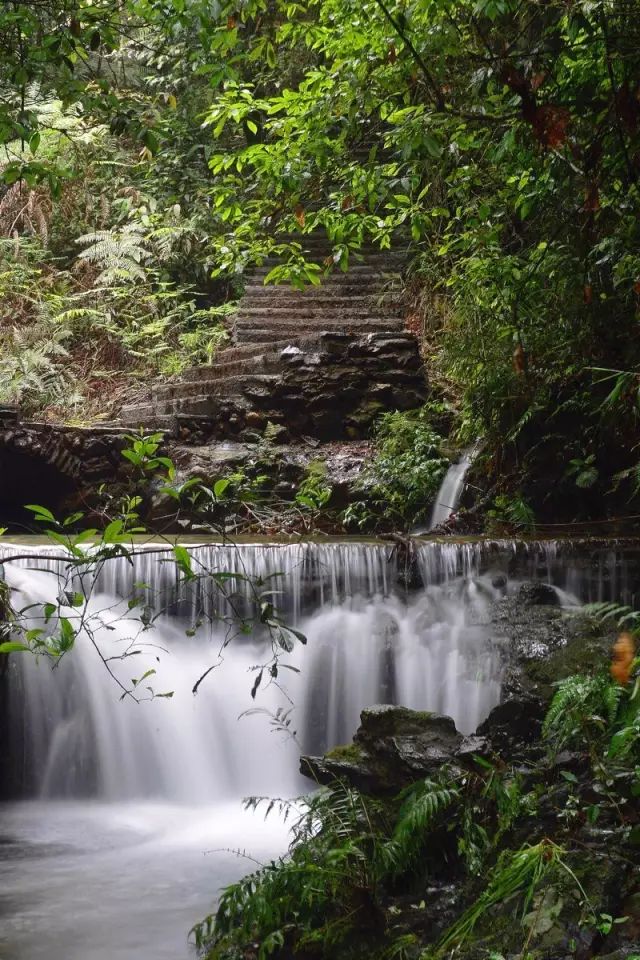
[302, 705, 488, 794]
[521, 614, 616, 701]
[325, 743, 366, 763]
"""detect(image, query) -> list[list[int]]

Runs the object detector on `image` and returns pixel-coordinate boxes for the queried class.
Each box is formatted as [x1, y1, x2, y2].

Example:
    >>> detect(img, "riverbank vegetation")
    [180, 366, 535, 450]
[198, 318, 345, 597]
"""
[194, 633, 640, 960]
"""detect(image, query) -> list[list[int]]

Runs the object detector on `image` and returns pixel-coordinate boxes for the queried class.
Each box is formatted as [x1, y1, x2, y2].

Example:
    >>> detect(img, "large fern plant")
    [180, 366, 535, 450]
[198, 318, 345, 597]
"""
[0, 321, 80, 411]
[76, 223, 151, 284]
[543, 658, 639, 763]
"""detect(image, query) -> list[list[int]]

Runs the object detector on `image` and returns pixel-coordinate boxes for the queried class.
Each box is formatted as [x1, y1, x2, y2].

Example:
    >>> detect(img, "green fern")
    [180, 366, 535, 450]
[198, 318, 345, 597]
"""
[193, 781, 385, 959]
[581, 601, 640, 634]
[0, 321, 79, 410]
[77, 223, 150, 284]
[378, 777, 461, 876]
[543, 673, 607, 749]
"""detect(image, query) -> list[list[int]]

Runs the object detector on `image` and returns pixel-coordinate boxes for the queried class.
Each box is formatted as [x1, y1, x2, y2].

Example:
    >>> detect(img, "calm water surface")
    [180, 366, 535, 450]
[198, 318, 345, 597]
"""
[0, 801, 290, 960]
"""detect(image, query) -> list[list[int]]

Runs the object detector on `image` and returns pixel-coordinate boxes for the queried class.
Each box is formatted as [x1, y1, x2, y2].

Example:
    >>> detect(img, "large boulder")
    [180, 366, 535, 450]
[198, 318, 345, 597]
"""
[301, 704, 488, 793]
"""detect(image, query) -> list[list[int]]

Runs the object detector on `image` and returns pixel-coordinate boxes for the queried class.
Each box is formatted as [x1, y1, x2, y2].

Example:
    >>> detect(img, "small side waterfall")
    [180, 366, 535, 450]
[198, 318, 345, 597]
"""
[1, 538, 638, 802]
[429, 446, 477, 529]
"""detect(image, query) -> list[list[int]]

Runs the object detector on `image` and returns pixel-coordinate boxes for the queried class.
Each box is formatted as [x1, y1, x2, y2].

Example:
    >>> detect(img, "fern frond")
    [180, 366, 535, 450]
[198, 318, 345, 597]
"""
[543, 672, 617, 750]
[581, 601, 640, 633]
[378, 778, 460, 875]
[77, 225, 151, 285]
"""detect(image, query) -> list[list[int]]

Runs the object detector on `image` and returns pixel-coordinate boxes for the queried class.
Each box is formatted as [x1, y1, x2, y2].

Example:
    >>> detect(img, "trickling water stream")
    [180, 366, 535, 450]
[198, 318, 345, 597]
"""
[0, 537, 638, 958]
[429, 446, 477, 530]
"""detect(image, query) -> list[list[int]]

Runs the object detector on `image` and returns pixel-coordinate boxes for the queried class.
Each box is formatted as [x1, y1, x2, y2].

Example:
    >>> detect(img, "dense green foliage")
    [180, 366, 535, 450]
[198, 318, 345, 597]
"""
[194, 646, 640, 960]
[344, 406, 450, 530]
[0, 3, 234, 416]
[0, 0, 638, 521]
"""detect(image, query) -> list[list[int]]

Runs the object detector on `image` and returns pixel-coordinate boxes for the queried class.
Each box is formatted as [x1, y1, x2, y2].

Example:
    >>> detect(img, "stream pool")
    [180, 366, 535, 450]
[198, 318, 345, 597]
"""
[0, 801, 290, 960]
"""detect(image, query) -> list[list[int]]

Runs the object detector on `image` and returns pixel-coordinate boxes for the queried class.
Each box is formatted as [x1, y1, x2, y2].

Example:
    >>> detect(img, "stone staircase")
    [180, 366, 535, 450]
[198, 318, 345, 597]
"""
[118, 236, 426, 441]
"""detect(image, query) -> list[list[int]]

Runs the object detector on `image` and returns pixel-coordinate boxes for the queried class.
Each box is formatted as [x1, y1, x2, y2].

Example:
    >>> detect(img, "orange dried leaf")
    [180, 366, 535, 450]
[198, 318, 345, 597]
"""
[531, 105, 571, 148]
[585, 183, 600, 212]
[513, 343, 526, 375]
[294, 204, 305, 227]
[611, 632, 635, 686]
[531, 72, 546, 92]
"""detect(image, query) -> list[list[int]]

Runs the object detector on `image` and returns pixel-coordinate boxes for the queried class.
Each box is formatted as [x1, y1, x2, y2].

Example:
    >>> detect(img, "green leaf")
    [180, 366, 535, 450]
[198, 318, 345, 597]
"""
[103, 519, 124, 543]
[213, 478, 231, 499]
[423, 134, 443, 158]
[173, 544, 194, 578]
[0, 641, 30, 653]
[57, 617, 76, 652]
[25, 504, 56, 523]
[43, 603, 56, 621]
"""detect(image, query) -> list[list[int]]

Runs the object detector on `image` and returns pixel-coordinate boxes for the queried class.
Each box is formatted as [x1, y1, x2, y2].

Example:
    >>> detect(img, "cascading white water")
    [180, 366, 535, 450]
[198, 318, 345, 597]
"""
[3, 537, 637, 803]
[429, 446, 477, 529]
[2, 540, 506, 803]
[0, 537, 636, 959]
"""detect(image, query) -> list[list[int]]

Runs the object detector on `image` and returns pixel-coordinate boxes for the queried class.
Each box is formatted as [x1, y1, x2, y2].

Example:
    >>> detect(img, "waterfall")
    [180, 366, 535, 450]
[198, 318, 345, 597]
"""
[429, 446, 477, 529]
[2, 536, 639, 959]
[2, 537, 637, 803]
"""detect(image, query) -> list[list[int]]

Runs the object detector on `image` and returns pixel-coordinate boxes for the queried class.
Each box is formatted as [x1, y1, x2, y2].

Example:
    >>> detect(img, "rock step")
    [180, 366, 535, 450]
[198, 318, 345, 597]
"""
[119, 402, 156, 420]
[240, 295, 400, 309]
[236, 321, 404, 343]
[152, 362, 283, 400]
[155, 396, 222, 418]
[178, 336, 323, 381]
[234, 320, 402, 336]
[178, 345, 309, 383]
[155, 391, 267, 418]
[118, 412, 175, 429]
[183, 354, 277, 381]
[209, 337, 314, 364]
[185, 329, 414, 380]
[235, 316, 404, 330]
[236, 307, 402, 322]
[158, 375, 281, 409]
[241, 283, 399, 299]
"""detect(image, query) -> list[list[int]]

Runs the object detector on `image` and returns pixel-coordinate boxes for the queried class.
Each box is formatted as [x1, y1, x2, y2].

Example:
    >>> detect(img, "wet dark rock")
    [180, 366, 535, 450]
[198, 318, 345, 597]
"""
[0, 423, 133, 528]
[516, 581, 561, 607]
[489, 586, 615, 709]
[477, 697, 545, 754]
[119, 331, 427, 442]
[301, 705, 490, 793]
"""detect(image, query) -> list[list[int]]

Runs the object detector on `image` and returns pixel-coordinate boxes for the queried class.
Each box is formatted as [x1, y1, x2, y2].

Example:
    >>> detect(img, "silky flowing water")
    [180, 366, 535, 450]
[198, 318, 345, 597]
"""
[0, 537, 636, 957]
